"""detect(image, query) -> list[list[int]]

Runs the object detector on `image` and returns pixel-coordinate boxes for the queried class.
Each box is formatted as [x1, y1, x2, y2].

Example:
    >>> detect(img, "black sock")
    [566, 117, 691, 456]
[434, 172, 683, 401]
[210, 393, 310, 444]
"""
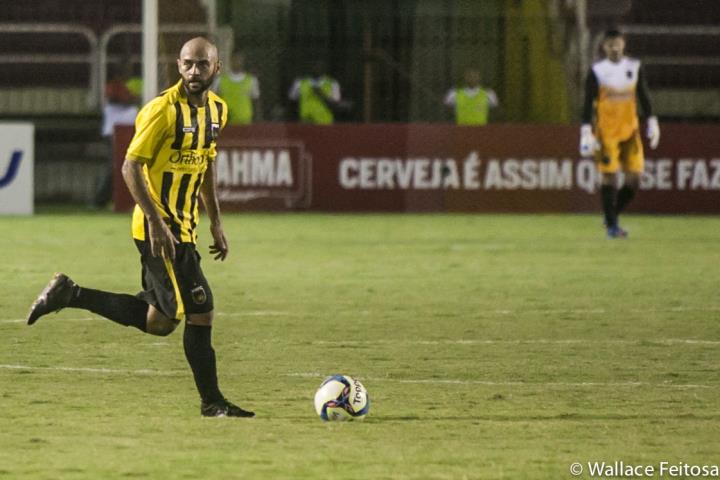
[616, 185, 636, 215]
[600, 185, 617, 228]
[183, 324, 223, 404]
[68, 286, 147, 332]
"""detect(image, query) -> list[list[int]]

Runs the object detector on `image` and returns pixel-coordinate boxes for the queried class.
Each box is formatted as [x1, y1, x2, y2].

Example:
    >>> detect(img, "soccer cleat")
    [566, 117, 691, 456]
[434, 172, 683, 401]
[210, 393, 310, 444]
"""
[201, 398, 255, 418]
[26, 273, 76, 325]
[606, 225, 628, 239]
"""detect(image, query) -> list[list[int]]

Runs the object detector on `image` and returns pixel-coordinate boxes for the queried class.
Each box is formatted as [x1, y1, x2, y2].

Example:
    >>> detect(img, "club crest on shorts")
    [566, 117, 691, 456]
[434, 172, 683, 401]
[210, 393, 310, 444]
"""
[191, 285, 207, 305]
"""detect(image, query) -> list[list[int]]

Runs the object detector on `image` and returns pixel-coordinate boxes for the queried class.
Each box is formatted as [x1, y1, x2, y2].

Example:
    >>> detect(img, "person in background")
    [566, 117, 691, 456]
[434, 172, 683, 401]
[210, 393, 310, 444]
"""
[125, 68, 143, 100]
[579, 28, 659, 239]
[216, 50, 261, 124]
[288, 61, 342, 124]
[444, 68, 499, 125]
[93, 61, 141, 208]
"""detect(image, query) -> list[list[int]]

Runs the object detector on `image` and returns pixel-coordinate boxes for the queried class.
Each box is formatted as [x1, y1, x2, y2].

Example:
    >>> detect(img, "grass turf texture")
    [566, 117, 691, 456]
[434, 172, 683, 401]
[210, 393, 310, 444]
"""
[0, 211, 718, 479]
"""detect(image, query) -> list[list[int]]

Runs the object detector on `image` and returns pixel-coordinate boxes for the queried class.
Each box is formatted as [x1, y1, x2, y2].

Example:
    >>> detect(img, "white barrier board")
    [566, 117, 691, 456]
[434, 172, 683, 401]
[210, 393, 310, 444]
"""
[0, 123, 34, 215]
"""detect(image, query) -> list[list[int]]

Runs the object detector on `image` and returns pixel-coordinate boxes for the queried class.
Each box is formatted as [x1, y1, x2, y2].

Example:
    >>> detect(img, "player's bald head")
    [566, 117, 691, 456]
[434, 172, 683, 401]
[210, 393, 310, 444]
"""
[179, 36, 218, 63]
[177, 37, 221, 97]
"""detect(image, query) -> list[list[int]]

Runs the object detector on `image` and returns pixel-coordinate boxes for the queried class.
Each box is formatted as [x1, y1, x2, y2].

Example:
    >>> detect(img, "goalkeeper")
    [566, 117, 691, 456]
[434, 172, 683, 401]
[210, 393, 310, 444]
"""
[580, 29, 659, 238]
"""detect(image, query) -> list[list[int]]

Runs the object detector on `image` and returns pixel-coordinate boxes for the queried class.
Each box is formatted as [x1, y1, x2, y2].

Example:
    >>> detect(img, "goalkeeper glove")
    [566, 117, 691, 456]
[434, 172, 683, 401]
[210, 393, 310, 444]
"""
[646, 116, 660, 149]
[579, 124, 598, 157]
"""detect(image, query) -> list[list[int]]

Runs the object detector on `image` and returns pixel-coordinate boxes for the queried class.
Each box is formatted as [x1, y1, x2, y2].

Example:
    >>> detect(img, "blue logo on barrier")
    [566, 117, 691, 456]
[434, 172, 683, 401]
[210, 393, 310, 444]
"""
[0, 151, 22, 188]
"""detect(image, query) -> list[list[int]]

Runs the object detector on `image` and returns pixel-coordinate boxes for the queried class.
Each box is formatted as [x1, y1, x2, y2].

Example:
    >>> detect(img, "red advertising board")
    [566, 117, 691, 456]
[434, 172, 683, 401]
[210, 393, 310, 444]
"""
[113, 123, 720, 213]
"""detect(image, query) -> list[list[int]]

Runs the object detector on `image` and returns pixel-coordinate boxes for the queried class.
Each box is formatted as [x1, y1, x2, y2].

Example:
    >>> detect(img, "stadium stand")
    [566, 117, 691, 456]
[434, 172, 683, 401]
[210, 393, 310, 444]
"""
[586, 0, 720, 122]
[0, 0, 717, 203]
[0, 0, 214, 202]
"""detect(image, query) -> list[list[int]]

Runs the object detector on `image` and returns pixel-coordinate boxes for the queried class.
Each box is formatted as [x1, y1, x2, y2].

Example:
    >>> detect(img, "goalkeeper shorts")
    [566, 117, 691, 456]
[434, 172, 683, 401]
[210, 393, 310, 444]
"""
[595, 129, 644, 174]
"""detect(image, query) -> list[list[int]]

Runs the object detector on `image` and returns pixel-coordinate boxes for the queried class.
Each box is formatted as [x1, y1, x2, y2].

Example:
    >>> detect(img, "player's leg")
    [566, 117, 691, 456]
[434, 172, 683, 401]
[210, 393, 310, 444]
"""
[69, 285, 177, 335]
[173, 244, 254, 417]
[27, 240, 183, 335]
[146, 305, 180, 336]
[27, 273, 149, 332]
[184, 311, 254, 417]
[616, 131, 644, 216]
[595, 136, 623, 237]
[600, 172, 618, 228]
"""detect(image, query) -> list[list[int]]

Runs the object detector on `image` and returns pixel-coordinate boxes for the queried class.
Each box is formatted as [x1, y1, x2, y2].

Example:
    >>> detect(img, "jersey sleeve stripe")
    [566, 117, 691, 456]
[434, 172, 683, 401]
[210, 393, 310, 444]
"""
[189, 105, 199, 149]
[203, 100, 213, 148]
[214, 101, 224, 129]
[160, 171, 182, 239]
[171, 102, 185, 150]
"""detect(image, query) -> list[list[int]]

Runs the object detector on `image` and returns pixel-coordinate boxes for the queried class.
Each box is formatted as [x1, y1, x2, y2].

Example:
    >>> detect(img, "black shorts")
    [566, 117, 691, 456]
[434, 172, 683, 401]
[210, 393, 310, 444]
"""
[134, 240, 214, 320]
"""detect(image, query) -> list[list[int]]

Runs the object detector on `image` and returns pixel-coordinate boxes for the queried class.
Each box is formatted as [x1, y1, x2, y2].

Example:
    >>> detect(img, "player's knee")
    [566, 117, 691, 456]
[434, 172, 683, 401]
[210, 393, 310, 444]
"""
[146, 307, 180, 336]
[624, 173, 640, 189]
[601, 173, 616, 185]
[186, 311, 214, 326]
[151, 318, 180, 336]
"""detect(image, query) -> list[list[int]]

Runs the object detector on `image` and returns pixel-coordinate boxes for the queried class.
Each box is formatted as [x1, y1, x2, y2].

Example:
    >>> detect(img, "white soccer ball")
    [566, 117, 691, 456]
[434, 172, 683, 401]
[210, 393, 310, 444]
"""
[314, 375, 370, 421]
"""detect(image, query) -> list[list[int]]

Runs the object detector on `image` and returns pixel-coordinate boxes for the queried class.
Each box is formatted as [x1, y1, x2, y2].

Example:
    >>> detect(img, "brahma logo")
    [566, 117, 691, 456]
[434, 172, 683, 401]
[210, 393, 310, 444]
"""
[0, 150, 22, 188]
[215, 141, 312, 208]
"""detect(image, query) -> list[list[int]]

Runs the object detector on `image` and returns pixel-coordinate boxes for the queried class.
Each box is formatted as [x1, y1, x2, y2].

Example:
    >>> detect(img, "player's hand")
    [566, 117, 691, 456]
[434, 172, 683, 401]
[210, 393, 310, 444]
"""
[209, 223, 228, 261]
[148, 218, 179, 261]
[579, 124, 599, 157]
[646, 116, 660, 150]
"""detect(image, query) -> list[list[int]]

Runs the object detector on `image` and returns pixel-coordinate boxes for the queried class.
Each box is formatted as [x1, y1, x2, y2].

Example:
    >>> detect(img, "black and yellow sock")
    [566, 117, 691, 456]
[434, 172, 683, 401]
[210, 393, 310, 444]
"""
[616, 185, 637, 215]
[601, 185, 617, 228]
[68, 286, 148, 332]
[183, 324, 224, 404]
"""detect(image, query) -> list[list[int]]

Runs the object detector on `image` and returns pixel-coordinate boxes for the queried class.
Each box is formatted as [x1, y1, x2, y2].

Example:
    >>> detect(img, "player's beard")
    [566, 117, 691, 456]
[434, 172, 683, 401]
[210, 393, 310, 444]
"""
[183, 73, 215, 95]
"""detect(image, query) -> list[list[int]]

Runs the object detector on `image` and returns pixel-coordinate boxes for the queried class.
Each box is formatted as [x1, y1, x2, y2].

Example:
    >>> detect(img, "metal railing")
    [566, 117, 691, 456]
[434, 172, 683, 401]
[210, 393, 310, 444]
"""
[587, 24, 720, 119]
[0, 23, 99, 109]
[590, 24, 720, 65]
[0, 22, 233, 113]
[98, 23, 233, 104]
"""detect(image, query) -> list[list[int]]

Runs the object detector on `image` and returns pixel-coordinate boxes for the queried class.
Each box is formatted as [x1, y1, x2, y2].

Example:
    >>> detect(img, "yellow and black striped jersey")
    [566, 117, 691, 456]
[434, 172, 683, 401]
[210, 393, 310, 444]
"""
[126, 79, 227, 244]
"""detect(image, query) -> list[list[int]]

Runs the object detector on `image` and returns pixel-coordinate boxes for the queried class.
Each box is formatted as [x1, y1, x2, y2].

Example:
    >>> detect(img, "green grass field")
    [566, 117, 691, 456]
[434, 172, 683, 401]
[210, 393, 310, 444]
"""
[1, 211, 719, 479]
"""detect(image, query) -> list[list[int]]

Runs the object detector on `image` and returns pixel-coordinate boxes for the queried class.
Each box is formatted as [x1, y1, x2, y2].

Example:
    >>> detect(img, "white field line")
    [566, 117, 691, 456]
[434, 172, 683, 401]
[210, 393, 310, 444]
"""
[216, 311, 290, 317]
[0, 311, 292, 324]
[0, 364, 717, 390]
[0, 364, 183, 376]
[310, 339, 720, 346]
[0, 317, 95, 324]
[2, 305, 719, 325]
[284, 372, 719, 390]
[2, 314, 717, 346]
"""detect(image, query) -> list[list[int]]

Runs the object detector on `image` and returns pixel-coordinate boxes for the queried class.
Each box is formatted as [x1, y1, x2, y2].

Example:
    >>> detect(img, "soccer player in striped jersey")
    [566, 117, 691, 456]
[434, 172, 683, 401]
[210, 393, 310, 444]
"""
[580, 29, 660, 238]
[26, 37, 254, 418]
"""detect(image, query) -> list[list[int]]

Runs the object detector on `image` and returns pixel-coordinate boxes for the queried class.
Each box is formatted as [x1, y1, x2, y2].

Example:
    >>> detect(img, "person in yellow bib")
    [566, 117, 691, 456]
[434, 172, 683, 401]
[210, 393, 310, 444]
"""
[580, 29, 659, 239]
[125, 74, 143, 100]
[444, 68, 499, 125]
[288, 61, 341, 124]
[216, 50, 261, 124]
